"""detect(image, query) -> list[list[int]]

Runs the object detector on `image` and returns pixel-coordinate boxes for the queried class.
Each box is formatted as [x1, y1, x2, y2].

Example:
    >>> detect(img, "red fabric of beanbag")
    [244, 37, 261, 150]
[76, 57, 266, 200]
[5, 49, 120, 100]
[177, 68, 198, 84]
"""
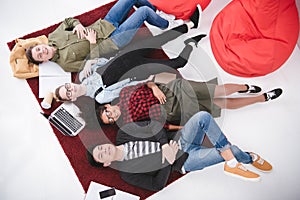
[149, 0, 211, 20]
[210, 0, 299, 77]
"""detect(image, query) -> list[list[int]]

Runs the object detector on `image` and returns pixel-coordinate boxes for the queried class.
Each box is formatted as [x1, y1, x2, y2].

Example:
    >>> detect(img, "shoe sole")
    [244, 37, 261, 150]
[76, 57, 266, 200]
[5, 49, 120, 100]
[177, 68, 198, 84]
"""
[196, 4, 202, 28]
[224, 171, 261, 182]
[250, 165, 273, 173]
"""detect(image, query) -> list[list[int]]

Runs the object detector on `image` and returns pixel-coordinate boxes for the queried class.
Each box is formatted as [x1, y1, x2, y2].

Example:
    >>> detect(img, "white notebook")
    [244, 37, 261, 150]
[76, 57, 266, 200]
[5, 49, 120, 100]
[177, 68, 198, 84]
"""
[38, 61, 71, 98]
[85, 181, 140, 200]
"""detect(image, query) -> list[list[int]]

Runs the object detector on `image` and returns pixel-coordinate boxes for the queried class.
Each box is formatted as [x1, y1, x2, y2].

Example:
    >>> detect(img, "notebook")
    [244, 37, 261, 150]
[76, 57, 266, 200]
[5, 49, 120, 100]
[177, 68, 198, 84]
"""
[85, 181, 140, 200]
[41, 102, 85, 136]
[38, 61, 71, 98]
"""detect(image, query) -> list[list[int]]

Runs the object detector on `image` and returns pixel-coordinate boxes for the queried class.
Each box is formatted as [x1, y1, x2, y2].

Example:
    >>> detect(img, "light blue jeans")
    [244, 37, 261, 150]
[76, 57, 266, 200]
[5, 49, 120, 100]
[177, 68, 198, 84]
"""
[179, 111, 253, 171]
[104, 0, 169, 48]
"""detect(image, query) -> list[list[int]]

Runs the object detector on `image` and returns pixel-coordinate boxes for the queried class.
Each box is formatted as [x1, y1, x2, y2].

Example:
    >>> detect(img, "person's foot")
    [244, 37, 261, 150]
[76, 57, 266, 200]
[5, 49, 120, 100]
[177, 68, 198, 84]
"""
[238, 84, 262, 94]
[166, 19, 184, 30]
[263, 88, 283, 101]
[224, 163, 261, 182]
[250, 152, 272, 172]
[184, 34, 207, 47]
[189, 4, 202, 28]
[156, 10, 175, 21]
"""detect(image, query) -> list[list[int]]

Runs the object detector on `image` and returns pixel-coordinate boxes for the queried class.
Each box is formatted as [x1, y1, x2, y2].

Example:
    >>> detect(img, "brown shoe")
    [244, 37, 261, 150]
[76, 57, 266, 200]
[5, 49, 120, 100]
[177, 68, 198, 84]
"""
[250, 152, 272, 172]
[224, 163, 260, 182]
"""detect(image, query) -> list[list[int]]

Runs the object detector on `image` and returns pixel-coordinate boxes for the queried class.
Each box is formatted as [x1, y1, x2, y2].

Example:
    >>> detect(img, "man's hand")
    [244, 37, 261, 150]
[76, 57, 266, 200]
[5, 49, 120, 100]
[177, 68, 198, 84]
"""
[147, 82, 166, 104]
[152, 86, 167, 104]
[84, 28, 97, 44]
[169, 140, 179, 155]
[73, 24, 87, 39]
[81, 59, 98, 78]
[161, 142, 177, 164]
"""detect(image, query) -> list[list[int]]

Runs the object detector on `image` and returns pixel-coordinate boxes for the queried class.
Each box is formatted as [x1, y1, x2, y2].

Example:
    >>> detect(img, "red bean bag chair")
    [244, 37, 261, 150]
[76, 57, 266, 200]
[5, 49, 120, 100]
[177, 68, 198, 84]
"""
[149, 0, 211, 20]
[210, 0, 299, 77]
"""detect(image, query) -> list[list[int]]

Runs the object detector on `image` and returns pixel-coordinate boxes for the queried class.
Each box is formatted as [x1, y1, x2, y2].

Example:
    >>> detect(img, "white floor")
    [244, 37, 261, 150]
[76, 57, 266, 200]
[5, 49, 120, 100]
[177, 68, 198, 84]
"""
[1, 0, 300, 200]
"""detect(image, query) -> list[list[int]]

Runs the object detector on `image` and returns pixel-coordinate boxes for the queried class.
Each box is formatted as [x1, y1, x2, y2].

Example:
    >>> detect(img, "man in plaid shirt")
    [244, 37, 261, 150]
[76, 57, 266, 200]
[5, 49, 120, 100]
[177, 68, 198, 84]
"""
[103, 81, 175, 129]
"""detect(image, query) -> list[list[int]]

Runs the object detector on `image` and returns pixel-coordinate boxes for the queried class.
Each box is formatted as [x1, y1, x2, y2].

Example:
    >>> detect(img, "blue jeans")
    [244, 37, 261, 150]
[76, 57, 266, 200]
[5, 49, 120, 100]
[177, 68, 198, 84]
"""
[104, 0, 169, 48]
[179, 111, 253, 171]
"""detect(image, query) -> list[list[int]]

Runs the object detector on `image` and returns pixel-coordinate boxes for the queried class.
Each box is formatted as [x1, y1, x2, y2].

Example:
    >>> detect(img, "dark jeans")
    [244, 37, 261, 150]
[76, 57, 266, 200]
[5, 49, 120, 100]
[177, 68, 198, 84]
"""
[97, 24, 191, 86]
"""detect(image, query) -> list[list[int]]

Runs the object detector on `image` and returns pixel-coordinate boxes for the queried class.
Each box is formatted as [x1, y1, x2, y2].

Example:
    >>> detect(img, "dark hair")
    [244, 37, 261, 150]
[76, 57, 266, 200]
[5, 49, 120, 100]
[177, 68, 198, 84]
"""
[95, 103, 108, 126]
[26, 46, 43, 65]
[54, 85, 70, 102]
[86, 144, 104, 168]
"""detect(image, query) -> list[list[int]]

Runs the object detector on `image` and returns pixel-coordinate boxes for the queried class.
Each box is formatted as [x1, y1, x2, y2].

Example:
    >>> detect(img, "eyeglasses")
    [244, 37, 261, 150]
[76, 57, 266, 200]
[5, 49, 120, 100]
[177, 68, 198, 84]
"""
[104, 108, 115, 124]
[65, 83, 72, 100]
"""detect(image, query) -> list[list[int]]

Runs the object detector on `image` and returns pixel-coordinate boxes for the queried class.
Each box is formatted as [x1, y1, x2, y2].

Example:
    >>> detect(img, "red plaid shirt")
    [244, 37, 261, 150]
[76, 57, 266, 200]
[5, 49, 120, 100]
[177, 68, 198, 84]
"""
[118, 83, 167, 127]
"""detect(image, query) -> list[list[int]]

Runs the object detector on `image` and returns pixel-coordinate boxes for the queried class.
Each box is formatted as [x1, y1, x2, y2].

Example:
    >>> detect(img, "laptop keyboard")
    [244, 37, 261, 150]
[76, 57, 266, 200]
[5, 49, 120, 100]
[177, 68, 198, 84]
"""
[53, 107, 83, 132]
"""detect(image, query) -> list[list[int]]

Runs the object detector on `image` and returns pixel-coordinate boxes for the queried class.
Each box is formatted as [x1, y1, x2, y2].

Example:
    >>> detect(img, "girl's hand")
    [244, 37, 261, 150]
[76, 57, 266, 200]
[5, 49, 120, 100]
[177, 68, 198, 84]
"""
[73, 24, 86, 39]
[84, 28, 97, 44]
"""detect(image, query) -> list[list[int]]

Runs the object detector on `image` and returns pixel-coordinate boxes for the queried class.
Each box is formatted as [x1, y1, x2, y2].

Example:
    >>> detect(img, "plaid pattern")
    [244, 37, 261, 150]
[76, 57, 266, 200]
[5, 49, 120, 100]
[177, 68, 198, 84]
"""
[118, 83, 163, 125]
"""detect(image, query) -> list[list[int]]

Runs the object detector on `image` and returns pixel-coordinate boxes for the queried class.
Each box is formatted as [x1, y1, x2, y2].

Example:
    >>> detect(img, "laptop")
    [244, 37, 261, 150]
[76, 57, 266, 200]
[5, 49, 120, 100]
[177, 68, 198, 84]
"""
[41, 102, 86, 136]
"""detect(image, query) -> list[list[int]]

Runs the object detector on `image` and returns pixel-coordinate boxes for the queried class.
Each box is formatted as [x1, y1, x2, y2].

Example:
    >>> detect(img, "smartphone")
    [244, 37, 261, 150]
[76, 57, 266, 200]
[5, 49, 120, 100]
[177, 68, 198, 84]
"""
[99, 188, 116, 199]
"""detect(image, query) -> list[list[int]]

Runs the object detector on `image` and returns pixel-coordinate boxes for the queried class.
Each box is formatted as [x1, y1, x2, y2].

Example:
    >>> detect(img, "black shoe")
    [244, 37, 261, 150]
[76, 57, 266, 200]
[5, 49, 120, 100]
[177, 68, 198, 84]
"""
[190, 4, 202, 28]
[184, 34, 207, 47]
[238, 84, 262, 94]
[263, 88, 283, 101]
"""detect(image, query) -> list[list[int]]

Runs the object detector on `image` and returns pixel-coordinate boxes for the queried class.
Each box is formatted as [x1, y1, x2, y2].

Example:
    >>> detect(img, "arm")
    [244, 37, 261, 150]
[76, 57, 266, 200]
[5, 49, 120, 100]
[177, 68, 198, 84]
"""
[62, 17, 81, 31]
[167, 124, 183, 131]
[146, 82, 166, 104]
[62, 17, 88, 40]
[75, 27, 97, 60]
[80, 57, 109, 80]
[95, 78, 132, 104]
[48, 17, 82, 42]
[120, 166, 172, 191]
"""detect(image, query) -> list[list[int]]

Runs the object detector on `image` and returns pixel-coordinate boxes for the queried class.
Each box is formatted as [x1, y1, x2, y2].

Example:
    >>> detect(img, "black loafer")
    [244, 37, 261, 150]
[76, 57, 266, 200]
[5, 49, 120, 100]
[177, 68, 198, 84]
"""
[264, 88, 283, 101]
[184, 34, 207, 47]
[238, 84, 262, 94]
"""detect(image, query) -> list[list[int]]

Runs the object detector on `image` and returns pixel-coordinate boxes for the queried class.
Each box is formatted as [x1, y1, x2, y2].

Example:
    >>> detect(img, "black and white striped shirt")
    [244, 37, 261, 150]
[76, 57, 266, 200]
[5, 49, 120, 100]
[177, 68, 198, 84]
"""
[123, 141, 161, 161]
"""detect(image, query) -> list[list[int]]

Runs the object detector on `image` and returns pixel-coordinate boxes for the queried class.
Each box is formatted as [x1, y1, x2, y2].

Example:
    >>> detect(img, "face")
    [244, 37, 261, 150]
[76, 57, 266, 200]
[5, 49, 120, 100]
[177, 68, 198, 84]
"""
[59, 83, 82, 101]
[101, 104, 121, 124]
[31, 44, 55, 62]
[92, 144, 116, 166]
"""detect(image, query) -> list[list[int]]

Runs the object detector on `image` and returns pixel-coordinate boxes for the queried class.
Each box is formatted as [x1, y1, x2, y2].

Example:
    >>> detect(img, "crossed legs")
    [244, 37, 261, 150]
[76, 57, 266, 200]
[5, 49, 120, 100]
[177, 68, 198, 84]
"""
[213, 84, 265, 109]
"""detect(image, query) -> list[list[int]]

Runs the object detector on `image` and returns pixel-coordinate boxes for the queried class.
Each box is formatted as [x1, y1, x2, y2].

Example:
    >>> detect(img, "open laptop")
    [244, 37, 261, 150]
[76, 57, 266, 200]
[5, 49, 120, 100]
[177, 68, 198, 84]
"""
[41, 102, 86, 136]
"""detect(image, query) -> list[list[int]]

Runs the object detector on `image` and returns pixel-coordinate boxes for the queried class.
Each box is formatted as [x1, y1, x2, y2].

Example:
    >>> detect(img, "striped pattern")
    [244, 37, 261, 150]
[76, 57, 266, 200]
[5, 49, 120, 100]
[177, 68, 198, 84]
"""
[123, 141, 161, 160]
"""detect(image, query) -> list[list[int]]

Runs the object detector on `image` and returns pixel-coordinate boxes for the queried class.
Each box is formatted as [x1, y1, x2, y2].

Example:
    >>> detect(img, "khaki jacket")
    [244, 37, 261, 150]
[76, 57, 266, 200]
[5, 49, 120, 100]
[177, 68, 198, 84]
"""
[49, 18, 118, 72]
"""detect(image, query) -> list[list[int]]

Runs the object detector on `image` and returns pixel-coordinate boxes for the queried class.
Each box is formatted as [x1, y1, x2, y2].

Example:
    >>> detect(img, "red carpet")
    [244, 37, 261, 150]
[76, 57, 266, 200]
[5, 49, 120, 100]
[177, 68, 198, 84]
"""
[7, 1, 183, 199]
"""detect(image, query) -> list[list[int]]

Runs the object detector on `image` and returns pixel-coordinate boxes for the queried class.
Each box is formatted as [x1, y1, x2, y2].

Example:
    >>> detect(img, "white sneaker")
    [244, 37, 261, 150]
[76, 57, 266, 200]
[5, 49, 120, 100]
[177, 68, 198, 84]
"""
[166, 19, 184, 30]
[156, 10, 176, 21]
